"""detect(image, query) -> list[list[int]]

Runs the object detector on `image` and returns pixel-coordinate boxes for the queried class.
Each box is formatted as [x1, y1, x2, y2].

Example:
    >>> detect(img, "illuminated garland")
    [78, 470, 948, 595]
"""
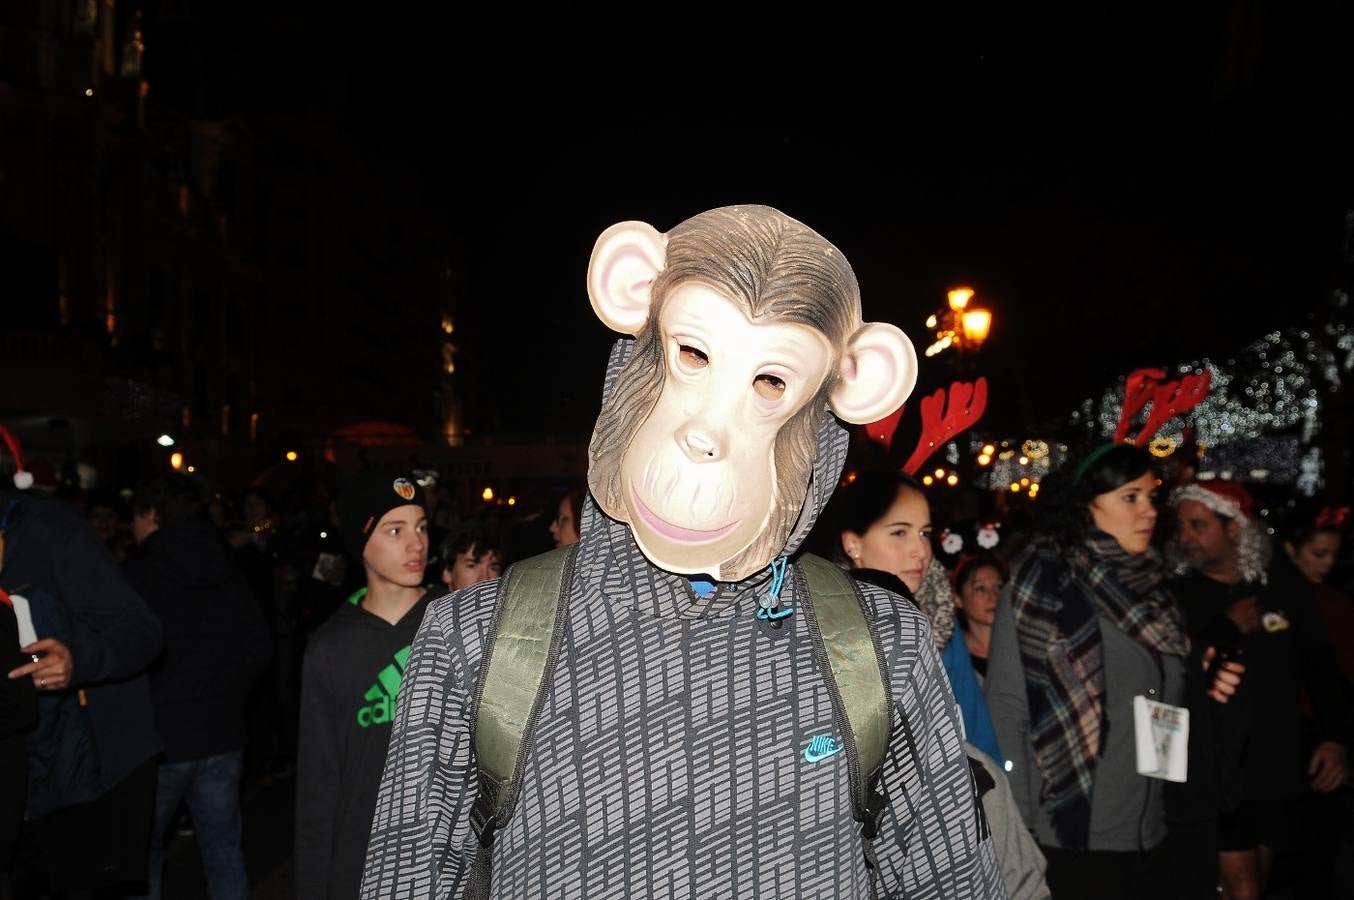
[1066, 290, 1353, 494]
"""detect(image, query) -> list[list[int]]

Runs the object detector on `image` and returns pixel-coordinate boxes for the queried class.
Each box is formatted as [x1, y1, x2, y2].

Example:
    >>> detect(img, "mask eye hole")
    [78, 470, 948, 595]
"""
[753, 373, 786, 401]
[678, 345, 709, 370]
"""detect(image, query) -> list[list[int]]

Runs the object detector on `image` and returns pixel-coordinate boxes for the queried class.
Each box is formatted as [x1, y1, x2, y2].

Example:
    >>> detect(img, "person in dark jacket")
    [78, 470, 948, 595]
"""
[123, 474, 272, 900]
[1169, 480, 1352, 900]
[1, 484, 163, 898]
[294, 469, 434, 899]
[1, 589, 38, 874]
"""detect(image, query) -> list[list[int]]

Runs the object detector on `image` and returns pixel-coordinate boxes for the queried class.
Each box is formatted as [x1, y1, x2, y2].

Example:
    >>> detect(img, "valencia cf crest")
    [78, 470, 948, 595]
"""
[392, 478, 416, 501]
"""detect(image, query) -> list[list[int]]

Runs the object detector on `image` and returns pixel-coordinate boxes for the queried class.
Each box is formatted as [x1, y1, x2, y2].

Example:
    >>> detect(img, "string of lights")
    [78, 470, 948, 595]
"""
[1069, 289, 1352, 494]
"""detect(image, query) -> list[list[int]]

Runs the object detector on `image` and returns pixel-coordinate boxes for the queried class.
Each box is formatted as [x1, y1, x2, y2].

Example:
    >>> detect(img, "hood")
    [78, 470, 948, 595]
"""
[136, 520, 236, 588]
[577, 338, 849, 619]
[331, 587, 436, 630]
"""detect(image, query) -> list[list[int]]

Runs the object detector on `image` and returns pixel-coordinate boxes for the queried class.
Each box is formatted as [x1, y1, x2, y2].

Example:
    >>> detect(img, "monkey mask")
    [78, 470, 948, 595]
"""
[585, 205, 917, 582]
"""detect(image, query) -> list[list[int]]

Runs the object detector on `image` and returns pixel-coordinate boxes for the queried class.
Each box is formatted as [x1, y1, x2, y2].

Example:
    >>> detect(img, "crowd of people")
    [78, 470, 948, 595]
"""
[0, 428, 587, 899]
[1, 206, 1351, 899]
[1, 430, 1349, 899]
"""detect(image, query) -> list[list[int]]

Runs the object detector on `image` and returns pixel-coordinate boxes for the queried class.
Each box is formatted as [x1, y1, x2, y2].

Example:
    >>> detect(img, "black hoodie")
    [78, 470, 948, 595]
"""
[294, 587, 435, 900]
[123, 520, 272, 762]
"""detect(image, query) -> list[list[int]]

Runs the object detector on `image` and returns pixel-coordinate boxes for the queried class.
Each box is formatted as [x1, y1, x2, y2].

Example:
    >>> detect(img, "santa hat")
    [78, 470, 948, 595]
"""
[1171, 480, 1254, 519]
[0, 426, 32, 490]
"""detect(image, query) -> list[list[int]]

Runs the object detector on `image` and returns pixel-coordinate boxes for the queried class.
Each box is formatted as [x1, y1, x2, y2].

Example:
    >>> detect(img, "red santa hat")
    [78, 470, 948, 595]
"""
[1174, 479, 1255, 518]
[0, 426, 33, 490]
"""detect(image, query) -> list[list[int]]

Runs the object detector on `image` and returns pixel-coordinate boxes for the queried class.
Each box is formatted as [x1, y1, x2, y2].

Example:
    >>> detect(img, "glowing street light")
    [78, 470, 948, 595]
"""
[961, 309, 992, 344]
[157, 434, 175, 447]
[947, 287, 974, 311]
[925, 287, 994, 357]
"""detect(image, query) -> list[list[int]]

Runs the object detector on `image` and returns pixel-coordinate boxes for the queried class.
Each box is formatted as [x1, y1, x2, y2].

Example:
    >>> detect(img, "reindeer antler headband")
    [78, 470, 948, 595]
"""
[863, 377, 989, 477]
[1114, 367, 1211, 446]
[1076, 368, 1213, 482]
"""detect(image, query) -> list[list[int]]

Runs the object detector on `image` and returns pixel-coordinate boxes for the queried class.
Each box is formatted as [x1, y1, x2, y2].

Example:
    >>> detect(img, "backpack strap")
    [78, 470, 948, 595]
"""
[797, 554, 892, 849]
[465, 544, 577, 900]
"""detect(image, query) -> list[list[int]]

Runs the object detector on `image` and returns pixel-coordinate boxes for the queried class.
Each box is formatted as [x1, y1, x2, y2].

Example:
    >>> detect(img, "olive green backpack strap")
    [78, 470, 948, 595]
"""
[797, 554, 893, 853]
[465, 544, 577, 900]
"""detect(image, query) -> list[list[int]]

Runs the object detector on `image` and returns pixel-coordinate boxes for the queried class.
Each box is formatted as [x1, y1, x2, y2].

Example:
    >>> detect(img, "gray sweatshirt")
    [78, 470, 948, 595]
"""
[360, 339, 1004, 899]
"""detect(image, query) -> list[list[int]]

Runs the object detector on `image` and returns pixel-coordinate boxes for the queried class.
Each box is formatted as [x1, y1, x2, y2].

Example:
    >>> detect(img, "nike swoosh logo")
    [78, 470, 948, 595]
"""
[804, 736, 844, 763]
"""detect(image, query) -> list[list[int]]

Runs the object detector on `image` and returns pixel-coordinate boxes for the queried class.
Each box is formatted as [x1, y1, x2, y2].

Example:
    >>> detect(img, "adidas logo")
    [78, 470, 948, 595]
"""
[356, 645, 411, 728]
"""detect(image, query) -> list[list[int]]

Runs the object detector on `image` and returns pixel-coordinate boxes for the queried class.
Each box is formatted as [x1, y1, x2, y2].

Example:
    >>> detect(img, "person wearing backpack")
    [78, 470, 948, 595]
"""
[361, 207, 1003, 898]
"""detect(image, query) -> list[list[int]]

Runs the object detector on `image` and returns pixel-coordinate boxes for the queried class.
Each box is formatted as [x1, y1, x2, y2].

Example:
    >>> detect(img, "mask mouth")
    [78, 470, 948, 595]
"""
[629, 483, 740, 545]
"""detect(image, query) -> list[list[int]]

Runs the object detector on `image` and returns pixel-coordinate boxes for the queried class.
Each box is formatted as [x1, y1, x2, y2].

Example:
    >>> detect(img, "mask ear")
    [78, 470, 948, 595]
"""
[830, 322, 918, 425]
[587, 221, 668, 335]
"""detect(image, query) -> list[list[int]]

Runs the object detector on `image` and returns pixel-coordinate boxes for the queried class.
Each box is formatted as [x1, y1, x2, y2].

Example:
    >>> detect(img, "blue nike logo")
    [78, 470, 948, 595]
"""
[804, 734, 844, 763]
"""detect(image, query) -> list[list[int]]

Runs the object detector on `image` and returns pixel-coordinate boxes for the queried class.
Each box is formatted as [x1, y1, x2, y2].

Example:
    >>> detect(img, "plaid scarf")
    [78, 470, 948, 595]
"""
[1010, 530, 1190, 847]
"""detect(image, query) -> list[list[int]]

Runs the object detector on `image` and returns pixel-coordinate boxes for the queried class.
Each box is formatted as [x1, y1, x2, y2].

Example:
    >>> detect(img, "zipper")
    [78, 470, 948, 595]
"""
[1136, 647, 1168, 850]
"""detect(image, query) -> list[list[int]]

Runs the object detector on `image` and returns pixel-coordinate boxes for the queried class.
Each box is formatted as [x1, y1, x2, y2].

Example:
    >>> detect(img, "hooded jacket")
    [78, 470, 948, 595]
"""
[295, 587, 436, 900]
[0, 493, 162, 819]
[361, 340, 1002, 899]
[123, 520, 272, 762]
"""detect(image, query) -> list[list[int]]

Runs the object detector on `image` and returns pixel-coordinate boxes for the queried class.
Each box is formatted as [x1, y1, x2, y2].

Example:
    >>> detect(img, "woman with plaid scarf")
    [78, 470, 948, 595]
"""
[986, 443, 1243, 899]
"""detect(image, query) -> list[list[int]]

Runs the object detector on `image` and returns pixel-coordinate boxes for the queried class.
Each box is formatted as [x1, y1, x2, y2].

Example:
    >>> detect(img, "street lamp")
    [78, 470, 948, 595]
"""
[924, 286, 994, 358]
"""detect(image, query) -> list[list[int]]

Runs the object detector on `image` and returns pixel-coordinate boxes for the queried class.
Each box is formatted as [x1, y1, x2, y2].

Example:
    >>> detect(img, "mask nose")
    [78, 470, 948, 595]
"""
[677, 421, 725, 463]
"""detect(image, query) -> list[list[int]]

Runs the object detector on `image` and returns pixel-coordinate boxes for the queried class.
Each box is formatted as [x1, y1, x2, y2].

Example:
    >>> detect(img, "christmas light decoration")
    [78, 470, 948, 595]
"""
[1066, 290, 1353, 495]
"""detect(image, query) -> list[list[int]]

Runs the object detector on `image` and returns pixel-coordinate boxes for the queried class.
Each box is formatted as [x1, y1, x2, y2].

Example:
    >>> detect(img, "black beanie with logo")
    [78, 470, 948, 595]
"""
[337, 468, 427, 560]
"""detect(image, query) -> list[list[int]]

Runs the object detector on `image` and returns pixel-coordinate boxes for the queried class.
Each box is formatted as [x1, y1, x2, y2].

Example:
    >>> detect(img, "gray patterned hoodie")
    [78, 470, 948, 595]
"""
[361, 340, 1004, 899]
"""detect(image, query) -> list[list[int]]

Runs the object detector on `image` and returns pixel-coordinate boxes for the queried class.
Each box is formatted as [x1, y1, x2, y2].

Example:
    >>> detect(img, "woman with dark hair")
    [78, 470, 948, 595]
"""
[985, 443, 1242, 899]
[1280, 502, 1353, 683]
[952, 554, 1004, 683]
[1273, 500, 1354, 898]
[835, 469, 1002, 763]
[835, 471, 1049, 898]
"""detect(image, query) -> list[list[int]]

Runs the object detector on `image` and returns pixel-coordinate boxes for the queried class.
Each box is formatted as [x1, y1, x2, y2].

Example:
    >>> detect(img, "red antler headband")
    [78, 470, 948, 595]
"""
[899, 378, 988, 476]
[1316, 506, 1350, 529]
[0, 426, 32, 490]
[1114, 368, 1211, 446]
[863, 378, 988, 478]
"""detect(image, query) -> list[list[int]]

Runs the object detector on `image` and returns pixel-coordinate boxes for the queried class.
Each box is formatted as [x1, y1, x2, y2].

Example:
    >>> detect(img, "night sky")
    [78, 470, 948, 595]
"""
[150, 3, 1354, 439]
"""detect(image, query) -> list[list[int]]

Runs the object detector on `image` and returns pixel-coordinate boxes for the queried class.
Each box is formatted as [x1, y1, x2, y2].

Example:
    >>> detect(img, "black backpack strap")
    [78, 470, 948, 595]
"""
[797, 555, 893, 856]
[465, 544, 577, 899]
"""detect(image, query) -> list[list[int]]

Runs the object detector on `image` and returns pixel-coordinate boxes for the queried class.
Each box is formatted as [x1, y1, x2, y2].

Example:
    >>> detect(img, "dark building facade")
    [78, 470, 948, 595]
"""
[0, 0, 464, 492]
